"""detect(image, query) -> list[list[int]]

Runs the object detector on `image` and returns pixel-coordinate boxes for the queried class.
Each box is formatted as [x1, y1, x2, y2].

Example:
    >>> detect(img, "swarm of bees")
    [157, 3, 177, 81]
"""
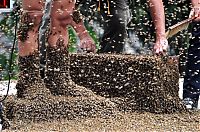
[3, 53, 187, 122]
[70, 54, 187, 114]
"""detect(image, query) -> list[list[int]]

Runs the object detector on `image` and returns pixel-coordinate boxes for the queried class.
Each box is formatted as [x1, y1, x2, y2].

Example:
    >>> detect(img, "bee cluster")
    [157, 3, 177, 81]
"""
[70, 53, 186, 113]
[3, 51, 118, 122]
[15, 51, 50, 98]
[4, 54, 186, 123]
[18, 12, 34, 42]
[4, 95, 117, 122]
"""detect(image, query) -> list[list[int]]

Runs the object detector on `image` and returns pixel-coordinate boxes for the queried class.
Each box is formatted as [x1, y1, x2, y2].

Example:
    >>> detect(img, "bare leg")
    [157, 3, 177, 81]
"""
[16, 0, 50, 98]
[18, 0, 44, 56]
[47, 0, 75, 48]
[45, 0, 95, 96]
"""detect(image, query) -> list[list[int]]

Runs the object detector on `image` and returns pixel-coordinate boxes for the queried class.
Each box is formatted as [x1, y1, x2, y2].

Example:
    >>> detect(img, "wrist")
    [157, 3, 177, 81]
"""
[78, 30, 89, 40]
[156, 33, 166, 40]
[193, 5, 200, 8]
[192, 0, 200, 6]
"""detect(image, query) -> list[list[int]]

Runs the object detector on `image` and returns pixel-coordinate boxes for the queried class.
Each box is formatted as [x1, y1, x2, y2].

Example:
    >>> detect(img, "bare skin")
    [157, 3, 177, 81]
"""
[47, 0, 74, 48]
[48, 0, 96, 52]
[148, 0, 168, 55]
[149, 0, 200, 55]
[71, 17, 96, 52]
[190, 0, 200, 21]
[19, 0, 96, 57]
[18, 0, 44, 56]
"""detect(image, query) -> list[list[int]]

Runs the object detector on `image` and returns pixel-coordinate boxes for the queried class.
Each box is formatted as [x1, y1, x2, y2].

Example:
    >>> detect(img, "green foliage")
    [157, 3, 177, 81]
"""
[0, 52, 18, 80]
[0, 13, 18, 37]
[0, 14, 100, 80]
[68, 26, 78, 53]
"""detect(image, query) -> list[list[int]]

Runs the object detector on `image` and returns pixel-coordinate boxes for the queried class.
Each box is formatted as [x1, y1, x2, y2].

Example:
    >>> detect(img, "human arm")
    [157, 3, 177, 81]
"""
[191, 0, 200, 6]
[71, 4, 96, 53]
[190, 0, 200, 21]
[148, 0, 168, 55]
[71, 18, 96, 53]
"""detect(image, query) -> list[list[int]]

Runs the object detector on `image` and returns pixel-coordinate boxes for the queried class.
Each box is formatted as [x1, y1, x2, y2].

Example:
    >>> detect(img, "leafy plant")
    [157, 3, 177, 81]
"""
[0, 52, 18, 80]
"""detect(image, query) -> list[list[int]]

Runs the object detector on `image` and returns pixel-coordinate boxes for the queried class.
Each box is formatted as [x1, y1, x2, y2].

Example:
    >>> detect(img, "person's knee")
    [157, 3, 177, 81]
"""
[20, 0, 44, 28]
[18, 11, 43, 42]
[50, 0, 74, 27]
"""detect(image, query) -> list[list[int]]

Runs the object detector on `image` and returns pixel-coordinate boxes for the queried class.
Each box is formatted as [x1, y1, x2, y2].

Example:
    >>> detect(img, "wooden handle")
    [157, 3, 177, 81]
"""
[165, 17, 195, 39]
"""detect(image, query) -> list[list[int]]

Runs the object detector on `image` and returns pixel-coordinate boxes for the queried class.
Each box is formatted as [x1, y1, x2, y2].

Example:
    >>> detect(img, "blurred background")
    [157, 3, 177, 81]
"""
[0, 0, 191, 80]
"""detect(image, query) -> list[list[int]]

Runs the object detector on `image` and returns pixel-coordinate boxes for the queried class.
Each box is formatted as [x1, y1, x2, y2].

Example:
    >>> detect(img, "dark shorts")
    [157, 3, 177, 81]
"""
[183, 22, 200, 101]
[96, 0, 131, 53]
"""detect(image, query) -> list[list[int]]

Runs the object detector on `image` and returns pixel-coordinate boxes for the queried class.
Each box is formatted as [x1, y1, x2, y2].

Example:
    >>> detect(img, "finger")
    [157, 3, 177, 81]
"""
[195, 17, 200, 22]
[87, 44, 96, 53]
[194, 8, 199, 17]
[80, 42, 87, 49]
[80, 44, 91, 53]
[155, 49, 161, 55]
[162, 42, 168, 50]
[154, 48, 162, 55]
[91, 44, 97, 53]
[193, 6, 200, 18]
[155, 52, 164, 56]
[155, 48, 167, 56]
[80, 47, 88, 53]
[189, 9, 195, 18]
[82, 40, 96, 52]
[89, 42, 96, 52]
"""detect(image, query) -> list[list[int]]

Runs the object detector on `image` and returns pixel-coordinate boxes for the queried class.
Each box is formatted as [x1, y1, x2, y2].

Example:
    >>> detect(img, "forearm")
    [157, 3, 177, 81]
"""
[191, 0, 200, 6]
[71, 20, 90, 40]
[71, 17, 96, 52]
[18, 0, 44, 56]
[148, 0, 165, 39]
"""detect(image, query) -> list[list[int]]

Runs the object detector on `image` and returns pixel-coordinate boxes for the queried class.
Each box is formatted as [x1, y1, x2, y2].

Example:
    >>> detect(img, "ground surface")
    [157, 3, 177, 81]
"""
[3, 111, 200, 131]
[1, 80, 200, 132]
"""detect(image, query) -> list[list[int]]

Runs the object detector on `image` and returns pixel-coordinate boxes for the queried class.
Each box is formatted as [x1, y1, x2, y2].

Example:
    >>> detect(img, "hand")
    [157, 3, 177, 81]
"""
[153, 37, 168, 55]
[189, 6, 200, 21]
[79, 37, 96, 53]
[168, 56, 179, 64]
